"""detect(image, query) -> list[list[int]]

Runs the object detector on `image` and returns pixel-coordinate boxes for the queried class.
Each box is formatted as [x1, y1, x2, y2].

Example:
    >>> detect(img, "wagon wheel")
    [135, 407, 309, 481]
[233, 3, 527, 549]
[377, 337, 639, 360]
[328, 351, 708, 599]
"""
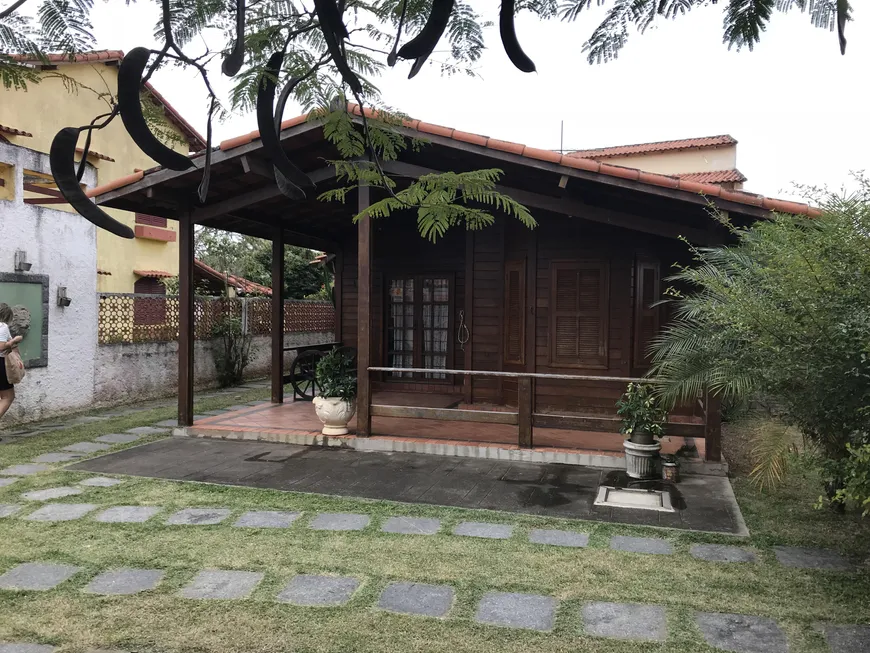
[290, 349, 323, 401]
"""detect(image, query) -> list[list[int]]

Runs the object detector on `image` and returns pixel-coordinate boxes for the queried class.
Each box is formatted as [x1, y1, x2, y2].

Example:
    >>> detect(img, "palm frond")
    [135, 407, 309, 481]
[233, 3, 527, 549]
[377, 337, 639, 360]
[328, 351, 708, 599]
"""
[749, 420, 798, 489]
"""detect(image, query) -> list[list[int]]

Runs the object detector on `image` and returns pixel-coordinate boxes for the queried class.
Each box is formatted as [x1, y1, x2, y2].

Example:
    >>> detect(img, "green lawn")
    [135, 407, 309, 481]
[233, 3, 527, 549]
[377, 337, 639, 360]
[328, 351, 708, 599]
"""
[0, 403, 868, 653]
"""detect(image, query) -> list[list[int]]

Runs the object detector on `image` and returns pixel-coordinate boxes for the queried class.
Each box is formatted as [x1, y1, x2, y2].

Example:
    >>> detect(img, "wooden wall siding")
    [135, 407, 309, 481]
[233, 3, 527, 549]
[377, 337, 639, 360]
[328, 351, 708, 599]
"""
[340, 217, 466, 391]
[471, 220, 505, 403]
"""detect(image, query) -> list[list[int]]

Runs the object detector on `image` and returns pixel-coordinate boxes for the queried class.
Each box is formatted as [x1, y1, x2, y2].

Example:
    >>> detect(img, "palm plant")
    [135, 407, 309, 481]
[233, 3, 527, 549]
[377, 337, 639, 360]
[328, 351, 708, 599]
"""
[648, 181, 870, 493]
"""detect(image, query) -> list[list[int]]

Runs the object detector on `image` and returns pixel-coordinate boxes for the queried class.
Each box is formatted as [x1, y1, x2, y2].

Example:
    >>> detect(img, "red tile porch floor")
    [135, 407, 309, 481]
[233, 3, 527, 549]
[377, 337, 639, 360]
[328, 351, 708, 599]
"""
[192, 398, 705, 460]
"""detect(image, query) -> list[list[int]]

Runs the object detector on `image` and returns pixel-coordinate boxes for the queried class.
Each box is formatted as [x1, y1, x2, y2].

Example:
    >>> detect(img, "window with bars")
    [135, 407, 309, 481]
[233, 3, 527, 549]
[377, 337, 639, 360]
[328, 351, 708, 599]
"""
[386, 275, 451, 380]
[548, 260, 609, 369]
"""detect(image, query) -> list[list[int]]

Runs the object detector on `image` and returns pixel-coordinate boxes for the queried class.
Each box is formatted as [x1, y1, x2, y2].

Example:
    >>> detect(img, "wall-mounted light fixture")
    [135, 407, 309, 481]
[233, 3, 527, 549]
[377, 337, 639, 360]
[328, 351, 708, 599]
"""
[14, 250, 32, 272]
[57, 286, 71, 308]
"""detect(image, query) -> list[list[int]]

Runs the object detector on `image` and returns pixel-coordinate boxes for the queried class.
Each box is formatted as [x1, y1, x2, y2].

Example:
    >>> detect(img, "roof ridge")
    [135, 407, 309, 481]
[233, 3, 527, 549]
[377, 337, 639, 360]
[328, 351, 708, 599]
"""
[88, 103, 818, 219]
[568, 134, 737, 159]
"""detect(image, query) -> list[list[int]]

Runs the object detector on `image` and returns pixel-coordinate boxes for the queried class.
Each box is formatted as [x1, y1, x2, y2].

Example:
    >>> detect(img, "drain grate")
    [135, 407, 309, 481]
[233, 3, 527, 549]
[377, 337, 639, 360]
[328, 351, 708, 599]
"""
[594, 486, 675, 513]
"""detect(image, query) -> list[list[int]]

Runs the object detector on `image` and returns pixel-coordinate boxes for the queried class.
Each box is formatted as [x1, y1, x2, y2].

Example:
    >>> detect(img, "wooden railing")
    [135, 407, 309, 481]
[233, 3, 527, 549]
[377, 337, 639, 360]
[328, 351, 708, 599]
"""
[365, 367, 720, 461]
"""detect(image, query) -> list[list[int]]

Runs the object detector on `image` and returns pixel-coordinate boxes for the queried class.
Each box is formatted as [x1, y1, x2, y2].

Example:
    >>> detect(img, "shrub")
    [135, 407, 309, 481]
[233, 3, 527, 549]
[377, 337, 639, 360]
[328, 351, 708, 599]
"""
[315, 348, 356, 401]
[616, 382, 667, 440]
[211, 312, 252, 388]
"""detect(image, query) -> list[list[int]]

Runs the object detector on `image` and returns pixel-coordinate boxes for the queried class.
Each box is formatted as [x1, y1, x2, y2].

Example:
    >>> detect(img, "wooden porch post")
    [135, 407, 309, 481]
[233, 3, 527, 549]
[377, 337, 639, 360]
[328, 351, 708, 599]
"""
[704, 390, 722, 462]
[463, 230, 474, 403]
[356, 183, 372, 436]
[178, 212, 194, 427]
[271, 224, 285, 404]
[518, 376, 533, 448]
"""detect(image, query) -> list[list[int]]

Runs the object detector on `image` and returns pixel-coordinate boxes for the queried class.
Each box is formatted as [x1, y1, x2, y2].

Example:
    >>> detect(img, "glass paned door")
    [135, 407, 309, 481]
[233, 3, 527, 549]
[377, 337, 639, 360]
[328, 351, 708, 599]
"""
[386, 275, 451, 380]
[387, 278, 415, 378]
[422, 278, 449, 379]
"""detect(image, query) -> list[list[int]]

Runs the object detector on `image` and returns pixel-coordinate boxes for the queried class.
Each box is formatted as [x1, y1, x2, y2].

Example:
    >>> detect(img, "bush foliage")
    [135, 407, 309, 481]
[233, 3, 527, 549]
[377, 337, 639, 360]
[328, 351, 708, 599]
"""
[650, 179, 870, 508]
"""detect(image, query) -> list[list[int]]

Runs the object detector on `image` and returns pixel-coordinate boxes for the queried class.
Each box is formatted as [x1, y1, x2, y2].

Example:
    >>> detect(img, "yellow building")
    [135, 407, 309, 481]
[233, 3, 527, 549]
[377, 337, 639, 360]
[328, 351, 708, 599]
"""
[0, 50, 204, 293]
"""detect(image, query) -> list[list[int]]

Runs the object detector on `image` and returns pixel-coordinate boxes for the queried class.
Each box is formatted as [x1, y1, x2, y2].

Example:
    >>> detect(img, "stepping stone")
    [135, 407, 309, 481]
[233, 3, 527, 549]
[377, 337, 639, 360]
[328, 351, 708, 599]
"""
[309, 513, 370, 531]
[0, 477, 20, 487]
[696, 612, 788, 653]
[0, 644, 57, 653]
[62, 442, 111, 454]
[179, 570, 263, 600]
[277, 575, 360, 606]
[0, 562, 81, 590]
[381, 517, 441, 535]
[25, 503, 97, 522]
[152, 419, 178, 428]
[454, 522, 513, 540]
[772, 546, 854, 571]
[21, 487, 83, 501]
[78, 477, 123, 487]
[71, 416, 109, 423]
[818, 624, 870, 653]
[610, 535, 674, 555]
[94, 506, 161, 523]
[1, 464, 51, 476]
[32, 452, 84, 464]
[582, 602, 667, 641]
[0, 504, 22, 518]
[166, 508, 231, 526]
[378, 582, 454, 617]
[475, 592, 557, 631]
[95, 434, 140, 444]
[84, 568, 164, 595]
[125, 426, 168, 435]
[691, 544, 757, 563]
[233, 510, 300, 528]
[529, 529, 589, 548]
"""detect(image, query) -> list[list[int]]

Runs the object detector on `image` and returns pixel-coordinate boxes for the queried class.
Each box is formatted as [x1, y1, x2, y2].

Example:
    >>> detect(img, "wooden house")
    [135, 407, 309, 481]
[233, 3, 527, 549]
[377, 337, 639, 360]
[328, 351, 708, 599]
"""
[90, 105, 819, 466]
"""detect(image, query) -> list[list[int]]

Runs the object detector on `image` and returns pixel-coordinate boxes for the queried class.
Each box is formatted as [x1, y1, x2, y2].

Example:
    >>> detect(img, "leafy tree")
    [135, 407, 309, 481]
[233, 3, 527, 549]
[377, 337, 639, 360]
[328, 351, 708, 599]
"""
[649, 178, 870, 503]
[0, 0, 854, 240]
[195, 227, 328, 299]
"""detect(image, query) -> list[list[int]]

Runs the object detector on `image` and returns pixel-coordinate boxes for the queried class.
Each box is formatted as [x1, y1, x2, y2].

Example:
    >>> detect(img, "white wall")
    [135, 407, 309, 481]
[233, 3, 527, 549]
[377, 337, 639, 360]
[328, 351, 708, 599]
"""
[93, 331, 334, 406]
[0, 142, 98, 424]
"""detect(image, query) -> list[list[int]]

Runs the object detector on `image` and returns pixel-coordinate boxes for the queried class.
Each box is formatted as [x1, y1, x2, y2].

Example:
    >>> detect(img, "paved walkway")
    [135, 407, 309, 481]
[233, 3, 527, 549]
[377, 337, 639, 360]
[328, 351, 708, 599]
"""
[0, 555, 866, 651]
[72, 437, 746, 533]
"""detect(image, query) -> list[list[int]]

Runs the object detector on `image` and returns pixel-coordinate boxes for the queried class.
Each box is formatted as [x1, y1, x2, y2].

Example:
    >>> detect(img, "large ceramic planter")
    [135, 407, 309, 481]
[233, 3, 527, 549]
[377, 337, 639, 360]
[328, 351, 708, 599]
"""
[623, 439, 662, 479]
[312, 396, 356, 436]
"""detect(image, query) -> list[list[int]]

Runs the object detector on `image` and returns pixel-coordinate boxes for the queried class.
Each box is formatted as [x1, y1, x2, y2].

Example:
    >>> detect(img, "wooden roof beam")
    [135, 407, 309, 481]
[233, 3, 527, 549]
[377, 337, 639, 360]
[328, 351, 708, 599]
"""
[378, 160, 716, 245]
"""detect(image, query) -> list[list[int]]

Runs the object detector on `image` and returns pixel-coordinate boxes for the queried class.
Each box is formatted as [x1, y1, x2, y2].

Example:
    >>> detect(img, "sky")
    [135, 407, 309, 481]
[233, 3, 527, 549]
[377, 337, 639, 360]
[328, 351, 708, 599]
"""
[90, 1, 869, 203]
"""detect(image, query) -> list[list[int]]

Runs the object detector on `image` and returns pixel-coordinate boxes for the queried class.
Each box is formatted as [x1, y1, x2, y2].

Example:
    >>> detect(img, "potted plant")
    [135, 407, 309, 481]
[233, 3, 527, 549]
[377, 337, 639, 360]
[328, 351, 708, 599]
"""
[312, 347, 357, 436]
[616, 382, 668, 479]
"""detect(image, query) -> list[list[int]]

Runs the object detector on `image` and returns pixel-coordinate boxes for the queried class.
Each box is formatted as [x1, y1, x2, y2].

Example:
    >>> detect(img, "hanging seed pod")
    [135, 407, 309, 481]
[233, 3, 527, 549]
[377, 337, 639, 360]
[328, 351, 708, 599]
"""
[222, 0, 247, 76]
[272, 74, 306, 199]
[256, 52, 313, 198]
[396, 0, 454, 61]
[118, 48, 195, 171]
[50, 127, 135, 239]
[312, 1, 362, 95]
[499, 0, 535, 73]
[313, 0, 349, 41]
[407, 51, 432, 79]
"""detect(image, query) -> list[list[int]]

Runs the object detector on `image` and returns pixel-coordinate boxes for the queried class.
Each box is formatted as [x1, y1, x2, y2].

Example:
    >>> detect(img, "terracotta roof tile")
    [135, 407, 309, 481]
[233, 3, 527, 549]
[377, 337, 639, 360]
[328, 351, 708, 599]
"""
[194, 259, 272, 296]
[133, 269, 174, 278]
[89, 103, 816, 218]
[0, 124, 33, 137]
[676, 169, 747, 184]
[86, 170, 143, 197]
[569, 135, 737, 159]
[76, 147, 115, 162]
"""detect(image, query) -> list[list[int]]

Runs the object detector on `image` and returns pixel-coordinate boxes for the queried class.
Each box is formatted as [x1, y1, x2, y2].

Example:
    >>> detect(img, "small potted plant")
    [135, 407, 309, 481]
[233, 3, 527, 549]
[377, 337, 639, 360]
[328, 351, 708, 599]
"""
[312, 348, 357, 436]
[616, 382, 668, 479]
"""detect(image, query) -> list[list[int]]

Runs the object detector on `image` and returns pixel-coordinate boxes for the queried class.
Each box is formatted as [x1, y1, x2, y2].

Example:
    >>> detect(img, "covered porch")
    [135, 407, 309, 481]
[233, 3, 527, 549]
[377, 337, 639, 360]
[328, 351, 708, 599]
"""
[88, 107, 799, 467]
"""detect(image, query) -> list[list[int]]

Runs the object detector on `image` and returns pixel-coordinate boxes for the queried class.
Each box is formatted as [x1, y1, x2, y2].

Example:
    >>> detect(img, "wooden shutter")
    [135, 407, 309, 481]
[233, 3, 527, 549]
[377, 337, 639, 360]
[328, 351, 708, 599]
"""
[549, 261, 609, 368]
[503, 260, 526, 365]
[633, 258, 661, 369]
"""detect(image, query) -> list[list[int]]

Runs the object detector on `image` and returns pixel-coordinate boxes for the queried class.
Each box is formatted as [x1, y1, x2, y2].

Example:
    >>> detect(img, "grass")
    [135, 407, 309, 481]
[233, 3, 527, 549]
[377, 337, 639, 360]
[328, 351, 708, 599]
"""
[0, 406, 868, 652]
